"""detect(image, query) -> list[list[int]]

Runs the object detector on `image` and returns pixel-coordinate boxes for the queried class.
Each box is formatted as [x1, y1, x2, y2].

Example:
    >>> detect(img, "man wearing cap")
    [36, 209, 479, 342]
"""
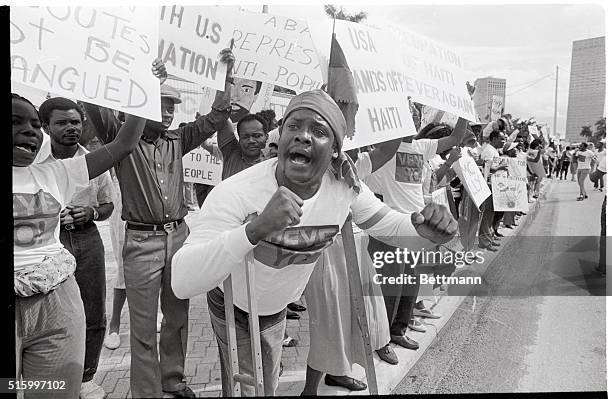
[82, 50, 234, 398]
[171, 89, 459, 396]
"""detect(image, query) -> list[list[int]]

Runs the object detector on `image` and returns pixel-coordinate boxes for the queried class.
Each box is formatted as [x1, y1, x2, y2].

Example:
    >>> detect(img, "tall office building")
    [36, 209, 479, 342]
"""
[472, 77, 507, 123]
[564, 36, 605, 143]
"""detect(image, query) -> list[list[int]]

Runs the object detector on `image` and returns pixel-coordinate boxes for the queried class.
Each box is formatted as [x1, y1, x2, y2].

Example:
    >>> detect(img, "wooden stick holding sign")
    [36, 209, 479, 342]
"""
[340, 215, 379, 395]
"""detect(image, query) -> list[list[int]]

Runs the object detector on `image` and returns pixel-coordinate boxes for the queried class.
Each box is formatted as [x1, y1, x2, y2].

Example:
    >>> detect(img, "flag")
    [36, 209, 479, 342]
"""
[326, 34, 359, 140]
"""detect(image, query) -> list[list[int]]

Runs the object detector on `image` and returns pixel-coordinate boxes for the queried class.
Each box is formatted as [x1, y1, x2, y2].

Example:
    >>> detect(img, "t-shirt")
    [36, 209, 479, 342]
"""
[13, 156, 89, 270]
[355, 151, 373, 179]
[479, 143, 500, 182]
[35, 138, 114, 210]
[172, 158, 428, 315]
[365, 139, 438, 213]
[576, 149, 595, 170]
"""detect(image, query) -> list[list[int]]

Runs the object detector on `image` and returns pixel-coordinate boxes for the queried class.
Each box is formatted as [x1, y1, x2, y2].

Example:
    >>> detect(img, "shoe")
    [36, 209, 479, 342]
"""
[324, 375, 367, 391]
[390, 334, 419, 350]
[577, 195, 584, 201]
[585, 195, 589, 199]
[599, 188, 604, 192]
[104, 332, 120, 350]
[490, 241, 501, 247]
[376, 344, 398, 365]
[80, 381, 105, 399]
[494, 231, 504, 238]
[286, 310, 301, 320]
[478, 244, 498, 252]
[408, 318, 426, 333]
[413, 308, 441, 319]
[282, 336, 298, 347]
[504, 224, 513, 229]
[287, 302, 306, 312]
[157, 312, 163, 333]
[163, 386, 195, 398]
[595, 266, 606, 276]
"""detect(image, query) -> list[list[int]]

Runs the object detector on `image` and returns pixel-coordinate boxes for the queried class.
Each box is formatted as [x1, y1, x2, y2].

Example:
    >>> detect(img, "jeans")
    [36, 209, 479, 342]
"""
[122, 222, 190, 397]
[60, 221, 106, 383]
[561, 161, 570, 179]
[207, 287, 286, 396]
[367, 237, 420, 337]
[16, 275, 86, 398]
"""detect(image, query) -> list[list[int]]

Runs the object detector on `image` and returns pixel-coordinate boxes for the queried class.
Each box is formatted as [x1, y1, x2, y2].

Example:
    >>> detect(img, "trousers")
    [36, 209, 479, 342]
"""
[207, 287, 286, 396]
[60, 222, 106, 382]
[367, 237, 420, 337]
[16, 275, 86, 398]
[122, 221, 190, 397]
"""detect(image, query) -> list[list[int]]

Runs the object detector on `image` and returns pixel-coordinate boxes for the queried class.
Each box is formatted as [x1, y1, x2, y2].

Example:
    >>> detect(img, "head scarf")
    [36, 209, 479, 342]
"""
[281, 89, 360, 193]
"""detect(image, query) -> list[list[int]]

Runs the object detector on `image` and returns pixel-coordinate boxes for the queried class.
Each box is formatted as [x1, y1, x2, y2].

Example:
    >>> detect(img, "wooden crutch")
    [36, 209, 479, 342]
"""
[222, 250, 264, 396]
[340, 215, 379, 395]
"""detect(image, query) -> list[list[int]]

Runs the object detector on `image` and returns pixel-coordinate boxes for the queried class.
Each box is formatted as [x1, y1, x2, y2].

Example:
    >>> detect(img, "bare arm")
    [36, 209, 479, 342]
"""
[436, 118, 468, 154]
[368, 138, 402, 173]
[84, 115, 146, 179]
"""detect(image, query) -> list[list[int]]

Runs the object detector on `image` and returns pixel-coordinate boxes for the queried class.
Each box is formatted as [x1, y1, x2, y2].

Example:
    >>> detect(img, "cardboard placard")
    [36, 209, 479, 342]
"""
[491, 158, 529, 212]
[183, 146, 222, 185]
[490, 95, 503, 122]
[452, 156, 490, 208]
[230, 10, 324, 93]
[11, 6, 161, 121]
[158, 6, 231, 90]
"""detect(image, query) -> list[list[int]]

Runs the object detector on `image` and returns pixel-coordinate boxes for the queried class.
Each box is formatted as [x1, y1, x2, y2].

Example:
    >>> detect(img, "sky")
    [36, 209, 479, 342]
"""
[11, 1, 608, 138]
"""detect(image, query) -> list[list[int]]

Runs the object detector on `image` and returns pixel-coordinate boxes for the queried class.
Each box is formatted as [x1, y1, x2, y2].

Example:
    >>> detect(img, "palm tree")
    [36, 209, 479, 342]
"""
[594, 117, 606, 141]
[580, 125, 593, 141]
[324, 4, 367, 22]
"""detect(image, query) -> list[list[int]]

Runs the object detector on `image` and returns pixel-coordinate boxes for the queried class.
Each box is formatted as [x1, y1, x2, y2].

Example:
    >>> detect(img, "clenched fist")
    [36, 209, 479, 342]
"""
[411, 203, 457, 244]
[245, 186, 304, 244]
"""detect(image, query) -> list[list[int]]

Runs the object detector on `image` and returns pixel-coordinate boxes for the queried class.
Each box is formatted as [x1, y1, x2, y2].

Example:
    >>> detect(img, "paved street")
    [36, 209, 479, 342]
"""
[394, 177, 607, 394]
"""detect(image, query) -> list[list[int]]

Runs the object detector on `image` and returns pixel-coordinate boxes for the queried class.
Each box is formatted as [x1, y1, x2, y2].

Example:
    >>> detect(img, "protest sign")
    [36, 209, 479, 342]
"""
[158, 6, 231, 90]
[11, 6, 161, 121]
[198, 79, 274, 124]
[527, 125, 539, 140]
[491, 158, 529, 212]
[490, 95, 503, 121]
[313, 20, 417, 150]
[183, 146, 222, 185]
[452, 156, 491, 208]
[270, 91, 294, 119]
[230, 10, 324, 93]
[310, 20, 477, 124]
[421, 105, 459, 129]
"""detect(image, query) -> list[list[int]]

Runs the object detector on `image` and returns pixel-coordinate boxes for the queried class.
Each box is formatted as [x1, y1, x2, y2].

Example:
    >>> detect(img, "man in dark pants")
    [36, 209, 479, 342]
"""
[83, 50, 234, 398]
[36, 97, 115, 399]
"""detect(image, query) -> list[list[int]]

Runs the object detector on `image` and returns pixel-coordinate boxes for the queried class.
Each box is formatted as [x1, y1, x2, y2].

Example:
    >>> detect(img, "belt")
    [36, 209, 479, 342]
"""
[126, 218, 184, 233]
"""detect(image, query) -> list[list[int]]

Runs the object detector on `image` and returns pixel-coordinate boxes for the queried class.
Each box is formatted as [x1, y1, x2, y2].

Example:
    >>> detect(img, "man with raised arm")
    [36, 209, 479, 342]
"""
[172, 89, 458, 396]
[83, 49, 235, 398]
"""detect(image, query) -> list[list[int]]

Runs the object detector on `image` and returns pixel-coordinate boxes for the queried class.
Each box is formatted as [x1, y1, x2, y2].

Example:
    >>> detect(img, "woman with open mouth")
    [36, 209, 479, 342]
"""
[12, 59, 162, 398]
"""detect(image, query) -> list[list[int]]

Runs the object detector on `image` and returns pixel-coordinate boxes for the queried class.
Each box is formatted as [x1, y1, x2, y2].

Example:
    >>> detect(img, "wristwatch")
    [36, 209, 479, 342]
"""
[92, 207, 99, 221]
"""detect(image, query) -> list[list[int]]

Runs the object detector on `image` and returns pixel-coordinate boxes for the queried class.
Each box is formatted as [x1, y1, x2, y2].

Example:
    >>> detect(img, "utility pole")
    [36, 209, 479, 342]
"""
[553, 65, 559, 138]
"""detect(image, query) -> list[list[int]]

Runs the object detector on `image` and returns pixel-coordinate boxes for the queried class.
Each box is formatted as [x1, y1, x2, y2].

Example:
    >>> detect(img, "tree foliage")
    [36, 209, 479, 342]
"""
[580, 125, 593, 140]
[594, 117, 606, 140]
[324, 4, 367, 22]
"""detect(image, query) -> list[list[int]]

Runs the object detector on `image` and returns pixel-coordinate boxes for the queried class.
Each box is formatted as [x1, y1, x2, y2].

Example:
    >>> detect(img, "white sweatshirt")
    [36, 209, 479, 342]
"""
[171, 158, 431, 315]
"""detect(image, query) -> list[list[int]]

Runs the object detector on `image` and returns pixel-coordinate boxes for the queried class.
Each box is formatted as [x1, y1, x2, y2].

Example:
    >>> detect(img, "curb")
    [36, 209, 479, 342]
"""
[315, 180, 553, 396]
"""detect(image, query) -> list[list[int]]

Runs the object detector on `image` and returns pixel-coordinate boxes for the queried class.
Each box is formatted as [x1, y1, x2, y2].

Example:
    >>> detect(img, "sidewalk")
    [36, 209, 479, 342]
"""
[94, 179, 552, 397]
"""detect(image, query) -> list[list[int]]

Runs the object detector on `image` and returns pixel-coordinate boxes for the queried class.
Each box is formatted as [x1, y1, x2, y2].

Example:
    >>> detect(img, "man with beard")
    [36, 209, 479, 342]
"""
[82, 49, 234, 398]
[35, 97, 115, 399]
[171, 89, 458, 396]
[230, 78, 263, 123]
